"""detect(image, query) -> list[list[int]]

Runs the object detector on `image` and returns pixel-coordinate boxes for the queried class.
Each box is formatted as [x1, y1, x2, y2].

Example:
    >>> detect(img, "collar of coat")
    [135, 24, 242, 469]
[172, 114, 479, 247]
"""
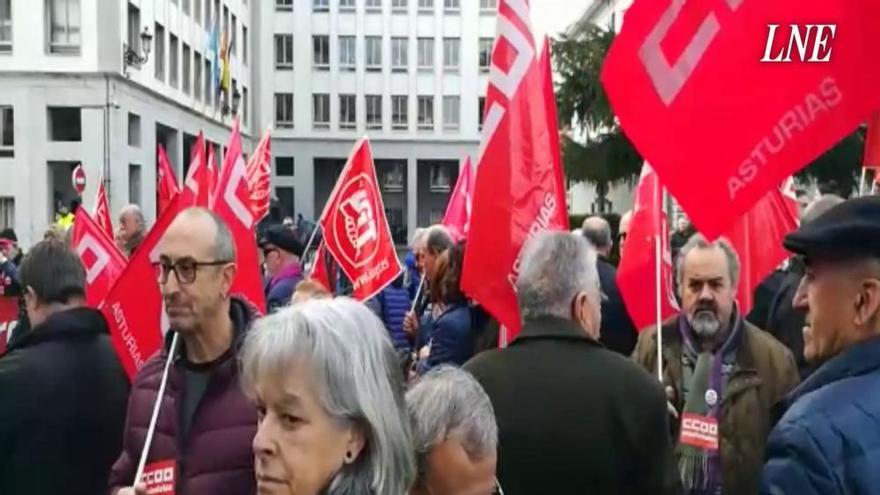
[512, 315, 604, 348]
[787, 334, 880, 405]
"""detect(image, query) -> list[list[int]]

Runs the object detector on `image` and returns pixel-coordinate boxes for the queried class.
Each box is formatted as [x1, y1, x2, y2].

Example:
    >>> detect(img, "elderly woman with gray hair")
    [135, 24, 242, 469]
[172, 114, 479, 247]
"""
[240, 298, 416, 495]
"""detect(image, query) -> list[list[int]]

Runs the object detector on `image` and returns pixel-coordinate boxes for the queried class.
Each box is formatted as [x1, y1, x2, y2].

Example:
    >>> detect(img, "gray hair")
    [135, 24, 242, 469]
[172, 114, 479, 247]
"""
[581, 216, 612, 250]
[120, 204, 145, 227]
[411, 228, 427, 249]
[406, 366, 497, 480]
[516, 231, 601, 320]
[240, 298, 416, 495]
[424, 225, 453, 255]
[676, 234, 741, 288]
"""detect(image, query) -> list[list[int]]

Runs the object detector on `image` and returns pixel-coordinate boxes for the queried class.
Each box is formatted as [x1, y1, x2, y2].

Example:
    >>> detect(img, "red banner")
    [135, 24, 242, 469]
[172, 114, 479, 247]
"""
[318, 137, 402, 301]
[461, 9, 568, 338]
[211, 119, 267, 313]
[71, 207, 128, 309]
[100, 195, 182, 379]
[246, 130, 272, 223]
[182, 132, 209, 208]
[441, 157, 474, 242]
[206, 146, 218, 207]
[0, 296, 17, 356]
[157, 144, 180, 217]
[93, 178, 114, 241]
[864, 112, 880, 178]
[602, 0, 880, 239]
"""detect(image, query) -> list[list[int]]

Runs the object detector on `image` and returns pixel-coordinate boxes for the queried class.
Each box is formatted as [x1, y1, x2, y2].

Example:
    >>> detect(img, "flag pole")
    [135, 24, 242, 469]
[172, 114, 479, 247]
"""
[654, 231, 663, 381]
[301, 223, 321, 270]
[410, 275, 425, 313]
[133, 332, 180, 487]
[860, 168, 867, 196]
[307, 239, 325, 279]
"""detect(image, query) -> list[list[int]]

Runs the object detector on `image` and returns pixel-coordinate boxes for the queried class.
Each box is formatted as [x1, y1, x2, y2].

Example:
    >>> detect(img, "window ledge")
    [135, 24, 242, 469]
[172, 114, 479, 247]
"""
[340, 66, 356, 72]
[366, 7, 383, 13]
[392, 67, 407, 73]
[314, 64, 330, 71]
[313, 123, 330, 129]
[48, 45, 81, 55]
[366, 66, 382, 72]
[340, 124, 357, 130]
[313, 8, 330, 13]
[276, 64, 294, 70]
[367, 124, 383, 130]
[339, 7, 356, 12]
[417, 66, 433, 72]
[276, 122, 295, 129]
[276, 6, 293, 11]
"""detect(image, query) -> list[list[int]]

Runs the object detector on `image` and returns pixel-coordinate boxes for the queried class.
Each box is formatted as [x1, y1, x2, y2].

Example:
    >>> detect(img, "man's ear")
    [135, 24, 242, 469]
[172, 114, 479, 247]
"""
[855, 279, 880, 328]
[222, 263, 238, 295]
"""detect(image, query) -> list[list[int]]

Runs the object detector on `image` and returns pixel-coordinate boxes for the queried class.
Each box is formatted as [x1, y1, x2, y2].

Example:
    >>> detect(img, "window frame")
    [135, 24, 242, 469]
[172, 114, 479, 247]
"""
[391, 0, 407, 13]
[0, 106, 13, 157]
[169, 33, 179, 88]
[480, 0, 496, 12]
[417, 37, 434, 70]
[276, 0, 293, 11]
[417, 95, 434, 130]
[442, 95, 460, 131]
[0, 0, 12, 52]
[443, 0, 459, 14]
[339, 94, 357, 130]
[312, 93, 330, 129]
[365, 0, 382, 12]
[391, 95, 408, 130]
[313, 0, 329, 13]
[365, 36, 382, 70]
[338, 35, 356, 71]
[46, 0, 82, 55]
[442, 37, 459, 71]
[274, 92, 294, 128]
[365, 95, 383, 130]
[391, 37, 408, 72]
[313, 35, 330, 70]
[479, 37, 493, 72]
[275, 34, 294, 70]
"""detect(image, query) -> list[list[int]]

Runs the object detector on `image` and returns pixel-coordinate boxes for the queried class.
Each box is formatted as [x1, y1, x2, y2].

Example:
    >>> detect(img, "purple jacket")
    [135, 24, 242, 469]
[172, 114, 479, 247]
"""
[108, 298, 258, 495]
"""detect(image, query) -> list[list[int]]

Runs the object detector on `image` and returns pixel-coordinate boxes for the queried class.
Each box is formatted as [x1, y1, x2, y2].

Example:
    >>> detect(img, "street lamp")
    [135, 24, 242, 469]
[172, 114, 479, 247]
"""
[123, 27, 153, 76]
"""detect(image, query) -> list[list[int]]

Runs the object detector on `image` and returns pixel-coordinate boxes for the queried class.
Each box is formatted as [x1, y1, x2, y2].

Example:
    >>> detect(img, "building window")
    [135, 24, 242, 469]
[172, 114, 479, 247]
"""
[478, 96, 485, 129]
[194, 52, 202, 101]
[241, 86, 248, 125]
[128, 112, 141, 147]
[479, 37, 493, 72]
[430, 164, 452, 192]
[127, 4, 141, 55]
[0, 106, 13, 158]
[366, 36, 382, 70]
[0, 0, 11, 52]
[204, 59, 212, 105]
[366, 0, 382, 11]
[275, 157, 295, 177]
[392, 95, 408, 130]
[417, 96, 434, 130]
[339, 0, 355, 11]
[391, 37, 407, 72]
[313, 0, 329, 12]
[194, 0, 201, 24]
[339, 94, 356, 130]
[169, 33, 179, 87]
[480, 0, 496, 12]
[277, 187, 295, 219]
[47, 0, 81, 54]
[443, 96, 460, 130]
[0, 198, 14, 231]
[339, 36, 356, 70]
[48, 107, 81, 142]
[313, 35, 329, 69]
[204, 0, 211, 26]
[129, 164, 142, 206]
[154, 23, 165, 81]
[242, 26, 248, 65]
[275, 34, 293, 69]
[231, 15, 237, 59]
[182, 0, 190, 15]
[443, 37, 459, 71]
[443, 0, 459, 13]
[417, 37, 433, 70]
[382, 163, 405, 192]
[392, 0, 407, 12]
[418, 0, 432, 11]
[276, 0, 293, 11]
[366, 95, 382, 130]
[182, 43, 191, 95]
[275, 93, 294, 128]
[312, 94, 330, 129]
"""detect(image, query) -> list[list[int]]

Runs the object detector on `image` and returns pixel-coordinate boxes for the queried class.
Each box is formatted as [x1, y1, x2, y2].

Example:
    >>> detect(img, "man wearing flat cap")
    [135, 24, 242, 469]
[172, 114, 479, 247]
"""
[761, 196, 880, 494]
[260, 225, 304, 312]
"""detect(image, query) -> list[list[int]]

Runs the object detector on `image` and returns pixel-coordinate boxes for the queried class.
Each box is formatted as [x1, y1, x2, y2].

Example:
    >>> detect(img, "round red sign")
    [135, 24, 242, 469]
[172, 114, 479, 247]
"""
[71, 165, 87, 195]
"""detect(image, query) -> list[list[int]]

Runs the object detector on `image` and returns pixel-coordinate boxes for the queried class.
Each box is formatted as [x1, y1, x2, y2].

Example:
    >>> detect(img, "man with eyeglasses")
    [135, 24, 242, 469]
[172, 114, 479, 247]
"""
[109, 208, 259, 495]
[259, 225, 304, 313]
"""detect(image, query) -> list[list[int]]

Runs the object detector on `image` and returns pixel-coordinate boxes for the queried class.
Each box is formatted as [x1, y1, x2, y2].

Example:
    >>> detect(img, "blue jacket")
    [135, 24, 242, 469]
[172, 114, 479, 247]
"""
[404, 252, 422, 301]
[415, 303, 473, 375]
[761, 336, 880, 495]
[374, 286, 412, 353]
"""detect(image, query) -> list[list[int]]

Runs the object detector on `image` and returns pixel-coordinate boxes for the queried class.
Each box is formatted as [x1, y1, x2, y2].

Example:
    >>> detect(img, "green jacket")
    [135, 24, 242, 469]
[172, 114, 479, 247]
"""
[633, 318, 799, 495]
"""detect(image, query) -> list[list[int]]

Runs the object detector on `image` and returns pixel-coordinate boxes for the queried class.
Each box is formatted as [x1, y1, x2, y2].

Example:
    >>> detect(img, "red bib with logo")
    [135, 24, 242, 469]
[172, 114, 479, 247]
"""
[680, 413, 719, 451]
[142, 460, 176, 495]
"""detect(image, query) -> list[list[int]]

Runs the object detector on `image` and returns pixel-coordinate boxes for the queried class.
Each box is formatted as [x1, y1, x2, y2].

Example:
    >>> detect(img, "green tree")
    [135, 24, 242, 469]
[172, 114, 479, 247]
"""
[797, 129, 864, 197]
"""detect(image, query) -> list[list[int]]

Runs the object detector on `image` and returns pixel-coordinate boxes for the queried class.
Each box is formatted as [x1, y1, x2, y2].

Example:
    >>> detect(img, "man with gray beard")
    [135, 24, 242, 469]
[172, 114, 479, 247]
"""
[633, 234, 798, 495]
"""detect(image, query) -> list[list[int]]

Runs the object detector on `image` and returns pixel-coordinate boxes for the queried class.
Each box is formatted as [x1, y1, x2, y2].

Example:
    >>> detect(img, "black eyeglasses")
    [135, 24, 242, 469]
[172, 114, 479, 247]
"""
[152, 259, 232, 285]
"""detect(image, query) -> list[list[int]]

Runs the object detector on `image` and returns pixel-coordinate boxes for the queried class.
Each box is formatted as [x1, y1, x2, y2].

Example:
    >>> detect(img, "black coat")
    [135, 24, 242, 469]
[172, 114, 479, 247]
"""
[596, 257, 638, 356]
[464, 316, 682, 495]
[0, 307, 130, 495]
[764, 265, 814, 379]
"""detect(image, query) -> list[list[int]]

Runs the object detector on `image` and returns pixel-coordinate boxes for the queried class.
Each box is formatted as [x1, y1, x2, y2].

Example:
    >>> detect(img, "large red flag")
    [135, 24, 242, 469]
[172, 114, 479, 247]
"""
[617, 164, 679, 331]
[461, 5, 568, 338]
[864, 112, 880, 184]
[441, 157, 474, 242]
[0, 296, 17, 356]
[211, 120, 267, 313]
[206, 145, 218, 207]
[601, 1, 880, 239]
[71, 207, 128, 309]
[182, 132, 209, 207]
[100, 195, 182, 379]
[93, 177, 114, 241]
[309, 243, 334, 293]
[318, 137, 402, 301]
[724, 186, 798, 316]
[246, 130, 272, 222]
[157, 144, 179, 216]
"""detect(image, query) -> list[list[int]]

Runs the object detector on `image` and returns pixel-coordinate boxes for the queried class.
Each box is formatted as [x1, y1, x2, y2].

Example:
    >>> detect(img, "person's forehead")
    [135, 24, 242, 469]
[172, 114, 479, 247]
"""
[159, 217, 217, 259]
[683, 247, 729, 278]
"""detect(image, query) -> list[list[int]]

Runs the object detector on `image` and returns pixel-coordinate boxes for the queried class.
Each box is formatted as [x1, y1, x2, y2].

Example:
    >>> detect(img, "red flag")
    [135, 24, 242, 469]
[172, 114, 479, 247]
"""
[212, 120, 267, 313]
[864, 112, 880, 184]
[246, 130, 272, 222]
[441, 157, 474, 242]
[100, 195, 183, 379]
[601, 1, 880, 239]
[617, 164, 679, 331]
[71, 207, 128, 309]
[309, 243, 333, 293]
[0, 296, 17, 356]
[207, 145, 218, 207]
[724, 186, 798, 316]
[93, 177, 114, 241]
[182, 132, 209, 207]
[780, 177, 800, 223]
[461, 5, 568, 338]
[318, 137, 402, 301]
[157, 144, 179, 216]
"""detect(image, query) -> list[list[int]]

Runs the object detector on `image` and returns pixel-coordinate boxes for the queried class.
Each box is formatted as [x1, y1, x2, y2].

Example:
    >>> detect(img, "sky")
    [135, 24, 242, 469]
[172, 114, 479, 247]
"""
[530, 0, 595, 41]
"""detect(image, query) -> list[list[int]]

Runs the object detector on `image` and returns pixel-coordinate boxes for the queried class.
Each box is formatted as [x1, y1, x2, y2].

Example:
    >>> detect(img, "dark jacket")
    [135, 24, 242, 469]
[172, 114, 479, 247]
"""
[375, 285, 412, 352]
[108, 298, 258, 495]
[746, 269, 787, 331]
[264, 262, 304, 312]
[415, 303, 473, 375]
[761, 336, 880, 494]
[0, 259, 20, 297]
[633, 317, 799, 495]
[596, 257, 639, 356]
[465, 316, 683, 495]
[764, 265, 814, 379]
[0, 307, 130, 495]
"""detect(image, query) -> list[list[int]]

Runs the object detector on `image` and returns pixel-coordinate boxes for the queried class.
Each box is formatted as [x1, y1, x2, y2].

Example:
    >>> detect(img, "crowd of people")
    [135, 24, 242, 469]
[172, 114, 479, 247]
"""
[1, 192, 880, 495]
